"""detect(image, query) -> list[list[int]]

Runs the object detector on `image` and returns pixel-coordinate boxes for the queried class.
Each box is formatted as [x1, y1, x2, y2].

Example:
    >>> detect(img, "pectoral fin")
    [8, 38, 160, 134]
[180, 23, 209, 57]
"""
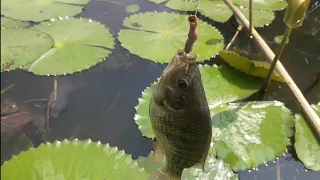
[152, 138, 166, 163]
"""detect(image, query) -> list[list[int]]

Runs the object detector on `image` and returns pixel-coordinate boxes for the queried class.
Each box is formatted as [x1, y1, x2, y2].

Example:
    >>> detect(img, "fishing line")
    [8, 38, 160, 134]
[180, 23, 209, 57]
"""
[194, 0, 200, 16]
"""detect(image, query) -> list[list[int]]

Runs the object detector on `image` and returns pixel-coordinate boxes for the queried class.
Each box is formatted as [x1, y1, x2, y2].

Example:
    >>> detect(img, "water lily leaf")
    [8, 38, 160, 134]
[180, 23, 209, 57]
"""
[219, 50, 284, 83]
[294, 104, 320, 171]
[138, 149, 239, 180]
[233, 0, 287, 11]
[1, 17, 30, 29]
[125, 4, 140, 13]
[118, 12, 224, 63]
[1, 139, 148, 179]
[213, 101, 294, 171]
[274, 35, 289, 44]
[27, 17, 115, 76]
[135, 64, 260, 138]
[147, 0, 275, 26]
[1, 0, 90, 22]
[1, 28, 54, 72]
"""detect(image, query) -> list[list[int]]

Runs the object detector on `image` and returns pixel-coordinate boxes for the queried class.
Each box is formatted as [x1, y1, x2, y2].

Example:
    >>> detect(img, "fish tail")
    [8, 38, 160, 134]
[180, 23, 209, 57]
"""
[147, 168, 180, 180]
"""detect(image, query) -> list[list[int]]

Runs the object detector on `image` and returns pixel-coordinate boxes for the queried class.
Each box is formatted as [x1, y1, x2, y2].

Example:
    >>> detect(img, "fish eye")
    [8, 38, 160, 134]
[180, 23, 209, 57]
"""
[178, 79, 188, 90]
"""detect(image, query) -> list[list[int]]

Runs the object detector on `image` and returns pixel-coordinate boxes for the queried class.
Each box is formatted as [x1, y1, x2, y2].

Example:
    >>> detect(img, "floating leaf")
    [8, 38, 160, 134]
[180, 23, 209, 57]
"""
[213, 101, 294, 171]
[294, 104, 320, 171]
[274, 35, 289, 44]
[118, 12, 224, 63]
[126, 4, 140, 13]
[138, 149, 239, 180]
[232, 0, 287, 11]
[219, 50, 284, 83]
[1, 139, 148, 179]
[135, 64, 260, 138]
[1, 28, 53, 72]
[147, 0, 276, 26]
[1, 17, 30, 29]
[1, 0, 90, 22]
[26, 17, 115, 75]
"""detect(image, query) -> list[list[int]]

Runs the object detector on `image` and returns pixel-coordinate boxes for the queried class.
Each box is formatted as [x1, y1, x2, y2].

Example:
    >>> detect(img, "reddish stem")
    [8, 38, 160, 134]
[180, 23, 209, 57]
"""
[184, 15, 198, 54]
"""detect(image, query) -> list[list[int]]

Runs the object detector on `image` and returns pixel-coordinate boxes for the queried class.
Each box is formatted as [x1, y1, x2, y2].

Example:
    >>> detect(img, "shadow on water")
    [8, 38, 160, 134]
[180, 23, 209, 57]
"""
[1, 0, 320, 179]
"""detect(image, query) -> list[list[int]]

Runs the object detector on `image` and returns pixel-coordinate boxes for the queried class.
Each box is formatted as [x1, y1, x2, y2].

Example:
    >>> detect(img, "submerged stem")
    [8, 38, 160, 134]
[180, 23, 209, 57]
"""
[261, 27, 292, 92]
[225, 25, 243, 50]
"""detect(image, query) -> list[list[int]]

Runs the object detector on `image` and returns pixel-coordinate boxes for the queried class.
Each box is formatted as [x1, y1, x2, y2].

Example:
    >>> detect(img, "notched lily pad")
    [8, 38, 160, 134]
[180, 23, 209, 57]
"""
[1, 0, 90, 22]
[134, 64, 260, 138]
[1, 139, 149, 179]
[27, 17, 115, 75]
[126, 4, 140, 13]
[1, 28, 54, 72]
[213, 101, 295, 171]
[118, 12, 224, 63]
[1, 17, 30, 29]
[294, 104, 320, 171]
[219, 50, 284, 83]
[138, 149, 239, 180]
[147, 0, 276, 27]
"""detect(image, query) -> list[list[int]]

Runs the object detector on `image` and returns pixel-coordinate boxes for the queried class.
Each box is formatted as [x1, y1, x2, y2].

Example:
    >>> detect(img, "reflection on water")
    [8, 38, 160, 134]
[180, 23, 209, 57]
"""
[1, 0, 320, 179]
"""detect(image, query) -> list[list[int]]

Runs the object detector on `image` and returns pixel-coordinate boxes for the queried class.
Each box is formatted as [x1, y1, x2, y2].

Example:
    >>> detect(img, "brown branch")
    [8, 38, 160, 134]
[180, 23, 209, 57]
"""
[184, 15, 198, 54]
[1, 84, 15, 95]
[223, 0, 320, 136]
[225, 25, 243, 50]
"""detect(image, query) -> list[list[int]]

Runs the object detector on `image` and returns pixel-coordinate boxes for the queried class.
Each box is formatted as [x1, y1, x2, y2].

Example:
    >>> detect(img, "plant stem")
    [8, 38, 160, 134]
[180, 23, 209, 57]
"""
[261, 27, 292, 92]
[249, 0, 253, 35]
[223, 0, 320, 137]
[225, 25, 243, 50]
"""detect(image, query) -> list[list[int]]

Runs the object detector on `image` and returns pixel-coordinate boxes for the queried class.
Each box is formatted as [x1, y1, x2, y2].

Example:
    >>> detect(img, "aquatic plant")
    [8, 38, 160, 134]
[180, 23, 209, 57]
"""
[147, 0, 287, 27]
[1, 139, 149, 179]
[118, 12, 225, 63]
[1, 0, 90, 22]
[1, 17, 115, 75]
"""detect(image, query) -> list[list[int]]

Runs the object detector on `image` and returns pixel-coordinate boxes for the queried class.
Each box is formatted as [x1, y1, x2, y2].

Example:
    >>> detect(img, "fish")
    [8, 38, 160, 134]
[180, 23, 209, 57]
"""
[148, 50, 212, 180]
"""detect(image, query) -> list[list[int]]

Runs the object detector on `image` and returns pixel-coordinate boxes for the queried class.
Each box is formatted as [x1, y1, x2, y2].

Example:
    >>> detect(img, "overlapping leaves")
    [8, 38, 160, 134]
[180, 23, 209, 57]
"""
[134, 64, 295, 171]
[147, 0, 286, 27]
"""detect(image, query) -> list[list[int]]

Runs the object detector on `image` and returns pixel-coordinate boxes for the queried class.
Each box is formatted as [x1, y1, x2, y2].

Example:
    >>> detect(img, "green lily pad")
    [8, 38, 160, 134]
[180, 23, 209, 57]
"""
[147, 0, 276, 27]
[1, 17, 30, 29]
[294, 104, 320, 171]
[1, 0, 90, 22]
[1, 139, 149, 179]
[138, 149, 239, 180]
[233, 0, 287, 11]
[125, 4, 140, 13]
[134, 64, 260, 138]
[118, 12, 224, 63]
[213, 101, 294, 171]
[1, 28, 54, 72]
[219, 50, 284, 83]
[274, 35, 289, 44]
[26, 17, 115, 75]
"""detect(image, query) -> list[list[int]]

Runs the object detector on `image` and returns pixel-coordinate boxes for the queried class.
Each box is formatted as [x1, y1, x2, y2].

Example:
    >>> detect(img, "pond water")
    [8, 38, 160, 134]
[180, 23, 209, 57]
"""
[1, 0, 320, 179]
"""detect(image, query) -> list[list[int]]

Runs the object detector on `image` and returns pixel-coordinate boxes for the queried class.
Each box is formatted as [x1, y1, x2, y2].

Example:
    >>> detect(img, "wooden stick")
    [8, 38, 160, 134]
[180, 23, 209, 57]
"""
[225, 25, 243, 50]
[223, 0, 320, 136]
[249, 0, 253, 35]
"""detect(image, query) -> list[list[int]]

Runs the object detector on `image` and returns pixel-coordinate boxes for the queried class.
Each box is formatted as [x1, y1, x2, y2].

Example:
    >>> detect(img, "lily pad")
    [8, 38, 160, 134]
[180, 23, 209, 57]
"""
[1, 17, 30, 29]
[1, 0, 90, 22]
[147, 0, 276, 27]
[212, 101, 294, 171]
[1, 28, 54, 72]
[137, 149, 239, 180]
[274, 35, 289, 44]
[233, 0, 287, 11]
[1, 139, 149, 179]
[219, 50, 284, 83]
[135, 64, 260, 138]
[118, 12, 224, 63]
[26, 17, 115, 75]
[125, 4, 140, 13]
[294, 104, 320, 171]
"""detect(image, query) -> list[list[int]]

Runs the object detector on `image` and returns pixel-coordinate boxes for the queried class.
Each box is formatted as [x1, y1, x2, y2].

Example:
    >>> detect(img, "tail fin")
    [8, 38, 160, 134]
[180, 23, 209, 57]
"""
[147, 168, 180, 180]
